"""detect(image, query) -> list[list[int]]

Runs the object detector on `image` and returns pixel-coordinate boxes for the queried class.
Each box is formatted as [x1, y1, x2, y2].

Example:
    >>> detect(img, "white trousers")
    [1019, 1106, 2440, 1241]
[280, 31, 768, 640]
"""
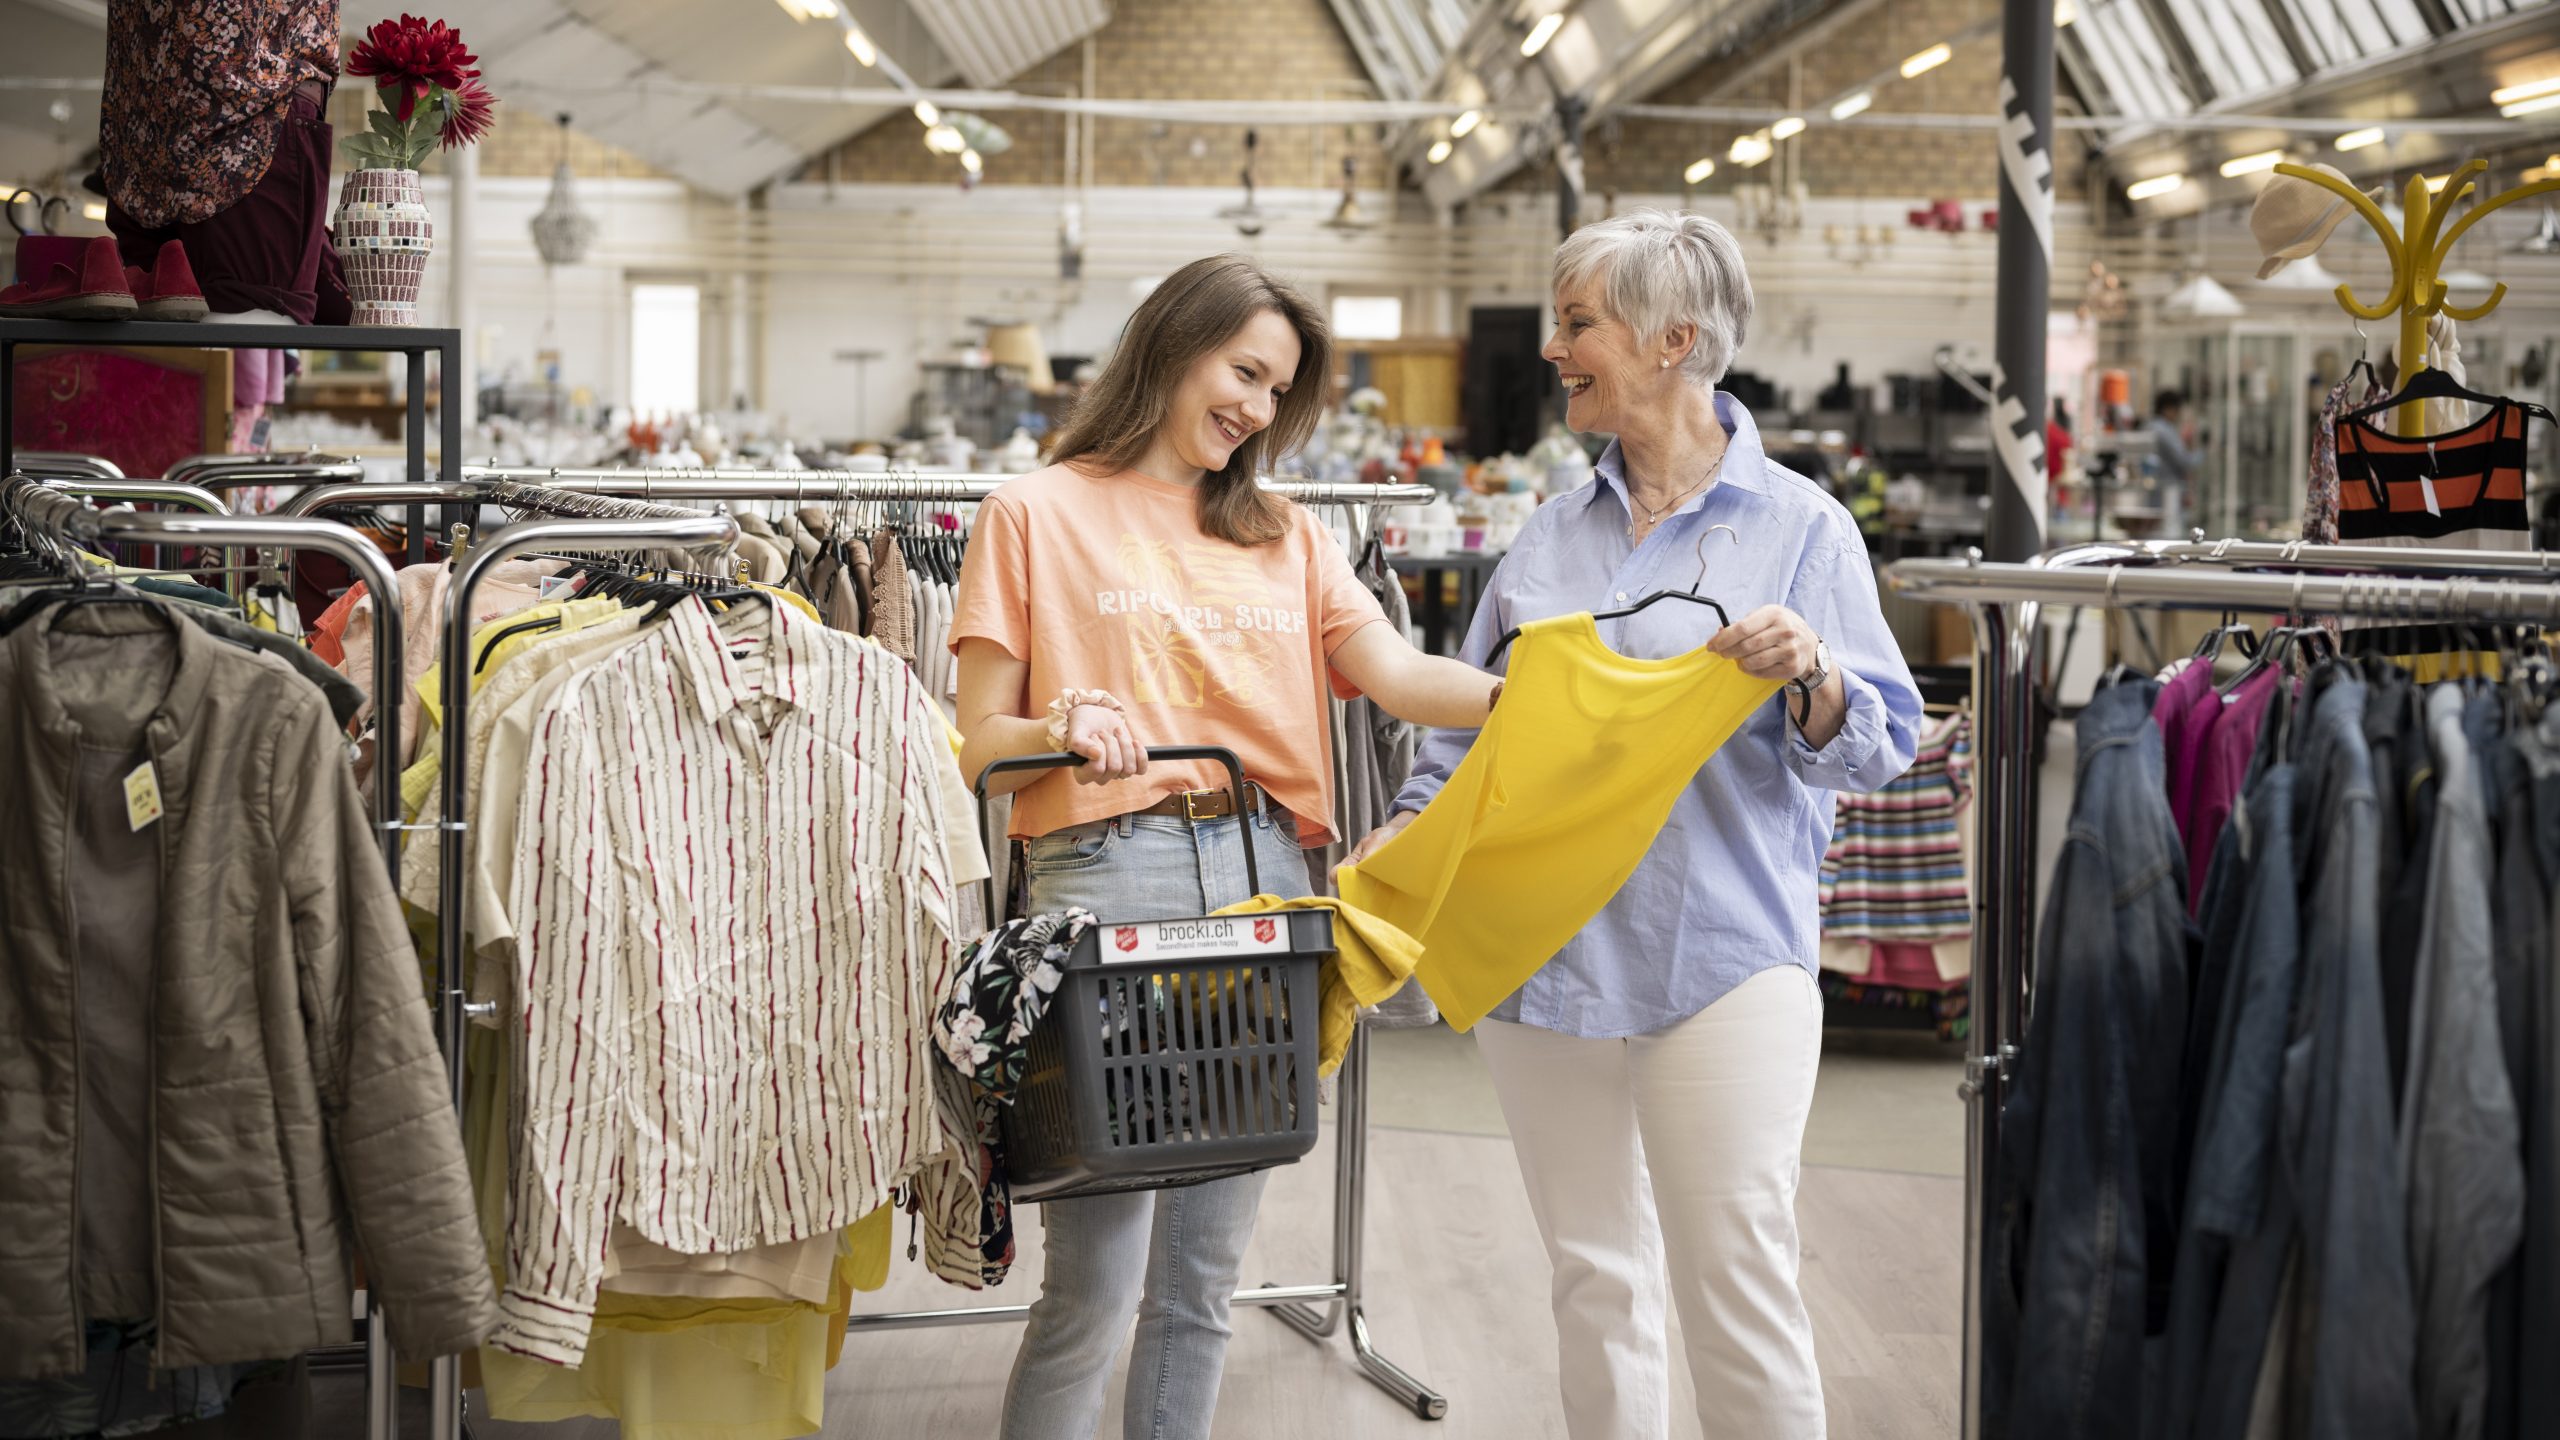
[1475, 965, 1827, 1440]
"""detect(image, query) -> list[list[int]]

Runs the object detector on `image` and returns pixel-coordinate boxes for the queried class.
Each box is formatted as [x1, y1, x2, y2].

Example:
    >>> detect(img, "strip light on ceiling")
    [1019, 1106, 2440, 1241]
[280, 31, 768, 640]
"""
[960, 149, 983, 175]
[1521, 12, 1565, 58]
[1428, 139, 1453, 164]
[1771, 115, 1806, 141]
[2424, 173, 2451, 192]
[2503, 94, 2560, 119]
[2490, 77, 2560, 107]
[2055, 0, 2077, 23]
[1830, 91, 1873, 120]
[842, 24, 876, 66]
[913, 100, 940, 127]
[773, 0, 839, 19]
[1730, 132, 1773, 167]
[1901, 43, 1953, 79]
[2334, 127, 2385, 151]
[2219, 149, 2284, 177]
[2126, 172, 2186, 201]
[1684, 157, 1716, 184]
[1452, 109, 1482, 138]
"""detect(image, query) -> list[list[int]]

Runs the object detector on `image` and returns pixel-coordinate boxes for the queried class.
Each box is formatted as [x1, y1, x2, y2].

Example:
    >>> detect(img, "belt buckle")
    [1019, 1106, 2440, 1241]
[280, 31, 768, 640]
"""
[1181, 788, 1218, 822]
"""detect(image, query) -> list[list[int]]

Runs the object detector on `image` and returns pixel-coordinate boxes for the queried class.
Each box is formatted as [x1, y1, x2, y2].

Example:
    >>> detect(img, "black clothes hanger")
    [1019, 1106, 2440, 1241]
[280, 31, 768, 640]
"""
[1485, 590, 1732, 669]
[0, 572, 169, 638]
[475, 613, 563, 673]
[2344, 368, 2557, 429]
[2193, 616, 2261, 666]
[1486, 523, 1741, 669]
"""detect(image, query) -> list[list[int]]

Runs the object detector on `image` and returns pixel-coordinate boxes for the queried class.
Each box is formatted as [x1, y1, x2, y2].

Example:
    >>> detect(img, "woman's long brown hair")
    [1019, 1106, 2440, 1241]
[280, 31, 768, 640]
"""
[1045, 254, 1332, 547]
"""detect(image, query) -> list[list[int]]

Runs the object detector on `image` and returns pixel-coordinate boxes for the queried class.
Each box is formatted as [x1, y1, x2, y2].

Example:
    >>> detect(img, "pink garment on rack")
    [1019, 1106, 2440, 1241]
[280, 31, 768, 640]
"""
[2183, 667, 2284, 914]
[2154, 660, 2218, 838]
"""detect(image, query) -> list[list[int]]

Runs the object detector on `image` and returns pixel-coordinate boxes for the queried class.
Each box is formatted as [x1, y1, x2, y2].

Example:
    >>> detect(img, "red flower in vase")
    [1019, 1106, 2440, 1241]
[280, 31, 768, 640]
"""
[348, 14, 480, 123]
[439, 78, 498, 149]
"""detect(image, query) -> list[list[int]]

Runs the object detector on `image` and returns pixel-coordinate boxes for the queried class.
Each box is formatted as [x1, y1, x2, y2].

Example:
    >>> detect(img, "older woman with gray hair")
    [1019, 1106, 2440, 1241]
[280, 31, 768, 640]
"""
[1349, 209, 1921, 1436]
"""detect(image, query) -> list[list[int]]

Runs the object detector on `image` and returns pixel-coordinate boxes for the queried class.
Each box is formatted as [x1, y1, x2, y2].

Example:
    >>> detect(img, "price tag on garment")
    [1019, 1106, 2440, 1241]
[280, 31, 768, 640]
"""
[124, 762, 164, 832]
[2420, 442, 2443, 518]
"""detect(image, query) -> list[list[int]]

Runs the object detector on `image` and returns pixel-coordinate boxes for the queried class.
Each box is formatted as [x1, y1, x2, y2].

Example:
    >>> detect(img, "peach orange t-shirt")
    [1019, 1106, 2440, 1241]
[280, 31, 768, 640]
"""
[951, 462, 1387, 846]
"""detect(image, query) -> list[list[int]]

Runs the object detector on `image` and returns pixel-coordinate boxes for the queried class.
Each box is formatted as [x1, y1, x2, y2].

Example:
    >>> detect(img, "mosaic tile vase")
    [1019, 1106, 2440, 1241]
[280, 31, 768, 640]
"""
[333, 168, 432, 326]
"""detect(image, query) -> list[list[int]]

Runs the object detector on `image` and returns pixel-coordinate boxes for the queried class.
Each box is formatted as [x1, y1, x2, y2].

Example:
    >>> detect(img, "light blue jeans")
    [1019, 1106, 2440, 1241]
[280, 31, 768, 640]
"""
[998, 804, 1314, 1440]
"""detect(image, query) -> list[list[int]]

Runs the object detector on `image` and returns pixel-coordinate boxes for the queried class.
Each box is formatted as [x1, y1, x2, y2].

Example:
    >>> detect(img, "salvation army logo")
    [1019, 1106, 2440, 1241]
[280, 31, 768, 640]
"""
[1253, 918, 1277, 943]
[1115, 927, 1140, 953]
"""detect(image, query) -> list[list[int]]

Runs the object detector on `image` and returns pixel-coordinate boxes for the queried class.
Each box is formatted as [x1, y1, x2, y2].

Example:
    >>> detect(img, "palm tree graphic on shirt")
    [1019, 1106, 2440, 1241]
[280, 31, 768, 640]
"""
[1112, 534, 1280, 709]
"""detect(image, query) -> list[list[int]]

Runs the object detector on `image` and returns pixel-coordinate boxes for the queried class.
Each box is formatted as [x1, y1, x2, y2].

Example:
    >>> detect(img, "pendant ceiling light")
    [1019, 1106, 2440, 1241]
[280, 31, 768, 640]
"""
[2254, 253, 2341, 291]
[1323, 154, 1374, 234]
[2511, 205, 2560, 255]
[529, 114, 598, 268]
[1219, 128, 1268, 237]
[2162, 272, 2246, 317]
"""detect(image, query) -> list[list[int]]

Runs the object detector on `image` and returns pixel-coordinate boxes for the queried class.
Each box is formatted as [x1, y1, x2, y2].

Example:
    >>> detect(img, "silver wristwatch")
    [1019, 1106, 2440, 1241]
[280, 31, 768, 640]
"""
[1790, 639, 1831, 698]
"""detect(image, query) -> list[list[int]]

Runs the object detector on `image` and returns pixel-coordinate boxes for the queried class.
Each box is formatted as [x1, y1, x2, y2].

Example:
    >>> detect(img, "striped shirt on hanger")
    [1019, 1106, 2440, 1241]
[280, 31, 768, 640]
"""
[490, 595, 962, 1366]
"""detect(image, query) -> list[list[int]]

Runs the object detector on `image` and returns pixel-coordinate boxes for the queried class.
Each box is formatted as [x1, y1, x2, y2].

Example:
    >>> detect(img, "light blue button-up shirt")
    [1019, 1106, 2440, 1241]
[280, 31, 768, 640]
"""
[1392, 394, 1922, 1038]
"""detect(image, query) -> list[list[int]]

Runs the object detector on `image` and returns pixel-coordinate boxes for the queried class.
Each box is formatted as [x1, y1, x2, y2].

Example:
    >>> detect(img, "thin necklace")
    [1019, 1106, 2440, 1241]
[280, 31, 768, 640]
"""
[1629, 447, 1727, 537]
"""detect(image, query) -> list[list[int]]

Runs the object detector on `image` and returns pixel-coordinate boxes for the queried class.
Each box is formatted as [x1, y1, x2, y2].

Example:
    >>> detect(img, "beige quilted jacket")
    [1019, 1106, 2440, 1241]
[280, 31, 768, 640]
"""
[0, 602, 497, 1379]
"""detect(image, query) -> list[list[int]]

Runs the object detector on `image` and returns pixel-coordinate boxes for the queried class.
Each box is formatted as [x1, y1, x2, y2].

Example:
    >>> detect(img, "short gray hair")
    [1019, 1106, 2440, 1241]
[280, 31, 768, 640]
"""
[1551, 209, 1755, 388]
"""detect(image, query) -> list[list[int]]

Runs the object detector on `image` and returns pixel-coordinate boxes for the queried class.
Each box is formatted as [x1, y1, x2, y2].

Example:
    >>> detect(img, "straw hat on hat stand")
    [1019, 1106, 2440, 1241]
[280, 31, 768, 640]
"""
[2251, 162, 2387, 279]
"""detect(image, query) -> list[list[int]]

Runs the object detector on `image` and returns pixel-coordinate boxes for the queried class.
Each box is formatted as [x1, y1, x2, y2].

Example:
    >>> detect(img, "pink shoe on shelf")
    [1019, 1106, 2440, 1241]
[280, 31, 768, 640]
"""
[8, 234, 86, 287]
[0, 234, 137, 320]
[125, 239, 207, 322]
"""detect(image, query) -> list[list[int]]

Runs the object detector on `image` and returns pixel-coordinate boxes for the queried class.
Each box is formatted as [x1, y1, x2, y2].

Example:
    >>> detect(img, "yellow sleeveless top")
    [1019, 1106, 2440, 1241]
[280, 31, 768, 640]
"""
[1339, 612, 1782, 1029]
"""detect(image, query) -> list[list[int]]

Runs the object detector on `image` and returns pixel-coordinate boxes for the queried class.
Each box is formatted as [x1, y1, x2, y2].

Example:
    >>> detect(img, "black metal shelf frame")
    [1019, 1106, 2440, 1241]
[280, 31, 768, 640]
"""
[1, 318, 462, 563]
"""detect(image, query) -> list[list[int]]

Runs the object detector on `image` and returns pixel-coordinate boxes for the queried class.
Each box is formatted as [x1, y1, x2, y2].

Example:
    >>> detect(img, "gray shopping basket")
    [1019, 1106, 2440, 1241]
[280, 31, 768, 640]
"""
[972, 747, 1329, 1203]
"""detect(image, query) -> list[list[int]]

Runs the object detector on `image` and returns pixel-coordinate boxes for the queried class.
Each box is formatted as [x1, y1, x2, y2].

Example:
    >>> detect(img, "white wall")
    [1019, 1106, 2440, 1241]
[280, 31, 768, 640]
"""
[393, 172, 2560, 445]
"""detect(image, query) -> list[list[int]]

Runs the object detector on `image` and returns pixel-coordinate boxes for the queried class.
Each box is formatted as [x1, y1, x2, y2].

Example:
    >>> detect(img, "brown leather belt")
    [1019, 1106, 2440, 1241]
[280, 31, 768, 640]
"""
[1133, 781, 1270, 822]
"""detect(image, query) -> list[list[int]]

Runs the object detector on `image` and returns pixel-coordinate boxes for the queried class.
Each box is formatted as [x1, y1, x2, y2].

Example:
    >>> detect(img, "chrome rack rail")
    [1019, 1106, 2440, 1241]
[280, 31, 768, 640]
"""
[1884, 543, 2560, 1440]
[13, 450, 126, 481]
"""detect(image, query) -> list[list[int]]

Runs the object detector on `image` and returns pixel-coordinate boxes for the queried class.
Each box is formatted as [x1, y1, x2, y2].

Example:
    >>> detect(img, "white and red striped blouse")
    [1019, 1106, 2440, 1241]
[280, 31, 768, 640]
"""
[491, 595, 961, 1365]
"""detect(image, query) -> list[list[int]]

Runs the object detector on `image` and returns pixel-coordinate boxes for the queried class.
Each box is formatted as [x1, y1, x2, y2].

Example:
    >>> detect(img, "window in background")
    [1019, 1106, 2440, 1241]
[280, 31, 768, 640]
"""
[629, 282, 702, 415]
[1331, 294, 1405, 342]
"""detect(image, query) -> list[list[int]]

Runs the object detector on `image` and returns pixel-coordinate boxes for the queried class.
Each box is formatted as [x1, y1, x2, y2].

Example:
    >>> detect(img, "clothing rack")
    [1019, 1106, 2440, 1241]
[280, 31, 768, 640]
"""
[168, 453, 368, 491]
[384, 473, 1446, 1435]
[0, 480, 410, 1440]
[34, 478, 229, 515]
[1881, 542, 2560, 1440]
[456, 466, 1442, 510]
[12, 450, 126, 481]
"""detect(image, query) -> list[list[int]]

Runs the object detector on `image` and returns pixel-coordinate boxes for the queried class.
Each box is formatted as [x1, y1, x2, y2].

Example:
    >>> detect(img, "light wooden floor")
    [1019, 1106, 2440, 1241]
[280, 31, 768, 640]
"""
[434, 1119, 1960, 1439]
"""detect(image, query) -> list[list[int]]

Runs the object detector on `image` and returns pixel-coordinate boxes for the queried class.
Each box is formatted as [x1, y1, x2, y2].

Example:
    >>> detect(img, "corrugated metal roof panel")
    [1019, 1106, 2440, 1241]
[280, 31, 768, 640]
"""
[912, 0, 1111, 91]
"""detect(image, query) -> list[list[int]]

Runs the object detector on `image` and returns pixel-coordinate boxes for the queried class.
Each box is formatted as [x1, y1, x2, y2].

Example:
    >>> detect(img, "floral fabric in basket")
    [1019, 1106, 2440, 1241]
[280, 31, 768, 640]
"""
[915, 908, 1096, 1289]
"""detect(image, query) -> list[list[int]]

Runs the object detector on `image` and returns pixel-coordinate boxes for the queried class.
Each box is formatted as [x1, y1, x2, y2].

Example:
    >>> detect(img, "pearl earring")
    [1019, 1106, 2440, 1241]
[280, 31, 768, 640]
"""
[1660, 359, 1670, 369]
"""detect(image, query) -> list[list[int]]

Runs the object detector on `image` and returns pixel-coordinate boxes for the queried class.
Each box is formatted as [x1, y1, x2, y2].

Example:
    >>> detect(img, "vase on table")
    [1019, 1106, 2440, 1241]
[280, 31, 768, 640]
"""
[333, 168, 432, 326]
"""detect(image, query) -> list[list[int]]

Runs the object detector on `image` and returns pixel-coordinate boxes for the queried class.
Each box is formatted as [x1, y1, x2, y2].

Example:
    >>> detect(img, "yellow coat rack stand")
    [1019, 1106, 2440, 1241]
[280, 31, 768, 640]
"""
[2273, 157, 2559, 436]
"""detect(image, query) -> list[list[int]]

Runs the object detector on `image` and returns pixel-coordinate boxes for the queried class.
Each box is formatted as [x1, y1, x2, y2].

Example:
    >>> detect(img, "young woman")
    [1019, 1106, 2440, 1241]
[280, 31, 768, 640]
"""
[952, 254, 1497, 1440]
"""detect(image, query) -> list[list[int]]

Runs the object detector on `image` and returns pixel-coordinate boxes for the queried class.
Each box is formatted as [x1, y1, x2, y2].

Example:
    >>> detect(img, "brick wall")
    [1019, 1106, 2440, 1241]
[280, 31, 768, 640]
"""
[1527, 0, 2093, 202]
[800, 0, 1388, 190]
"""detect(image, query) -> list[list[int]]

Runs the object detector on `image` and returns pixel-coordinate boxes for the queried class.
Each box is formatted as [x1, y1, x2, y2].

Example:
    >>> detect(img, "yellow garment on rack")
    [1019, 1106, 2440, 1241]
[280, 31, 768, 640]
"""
[1209, 894, 1420, 1076]
[1337, 613, 1782, 1030]
[398, 598, 625, 817]
[466, 1016, 897, 1440]
[751, 581, 821, 624]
